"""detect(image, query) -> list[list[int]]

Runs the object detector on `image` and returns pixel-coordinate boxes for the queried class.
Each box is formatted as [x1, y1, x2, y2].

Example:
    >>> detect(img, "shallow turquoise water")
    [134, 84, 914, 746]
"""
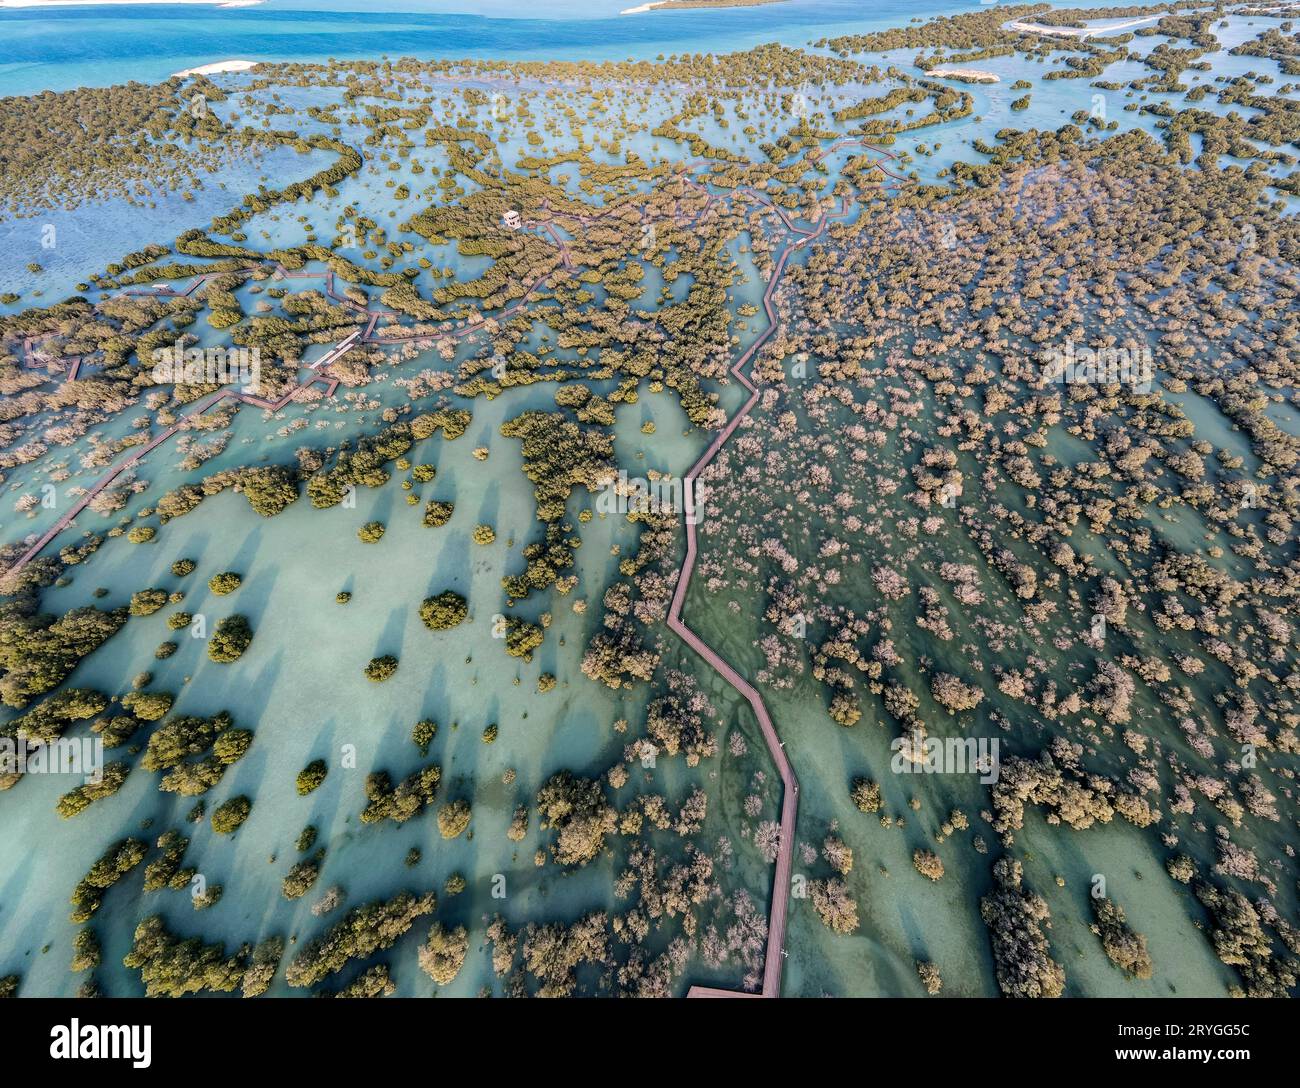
[0, 0, 1086, 98]
[0, 380, 715, 995]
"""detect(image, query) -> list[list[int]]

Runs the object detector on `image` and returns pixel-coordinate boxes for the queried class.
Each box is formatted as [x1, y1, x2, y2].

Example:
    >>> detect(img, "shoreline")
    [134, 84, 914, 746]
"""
[621, 0, 785, 13]
[0, 0, 263, 9]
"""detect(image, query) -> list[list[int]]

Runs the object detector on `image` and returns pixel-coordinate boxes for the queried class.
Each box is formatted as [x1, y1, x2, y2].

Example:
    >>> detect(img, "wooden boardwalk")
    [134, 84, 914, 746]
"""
[670, 190, 862, 998]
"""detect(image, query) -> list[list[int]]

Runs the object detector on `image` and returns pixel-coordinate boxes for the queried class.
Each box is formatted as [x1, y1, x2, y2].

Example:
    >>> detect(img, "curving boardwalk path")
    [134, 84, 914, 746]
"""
[5, 347, 347, 580]
[6, 250, 557, 579]
[672, 187, 863, 998]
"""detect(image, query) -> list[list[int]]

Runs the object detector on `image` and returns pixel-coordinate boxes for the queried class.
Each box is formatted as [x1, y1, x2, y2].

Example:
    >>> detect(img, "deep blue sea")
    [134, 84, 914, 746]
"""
[0, 0, 1080, 98]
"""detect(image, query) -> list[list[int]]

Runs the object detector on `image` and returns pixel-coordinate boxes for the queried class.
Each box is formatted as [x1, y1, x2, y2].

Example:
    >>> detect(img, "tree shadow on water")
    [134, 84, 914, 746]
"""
[375, 605, 407, 661]
[427, 530, 470, 594]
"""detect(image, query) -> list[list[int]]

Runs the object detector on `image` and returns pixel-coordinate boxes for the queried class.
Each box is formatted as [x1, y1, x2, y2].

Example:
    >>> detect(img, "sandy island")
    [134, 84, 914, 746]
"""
[1006, 16, 1161, 38]
[928, 67, 1000, 83]
[171, 59, 260, 79]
